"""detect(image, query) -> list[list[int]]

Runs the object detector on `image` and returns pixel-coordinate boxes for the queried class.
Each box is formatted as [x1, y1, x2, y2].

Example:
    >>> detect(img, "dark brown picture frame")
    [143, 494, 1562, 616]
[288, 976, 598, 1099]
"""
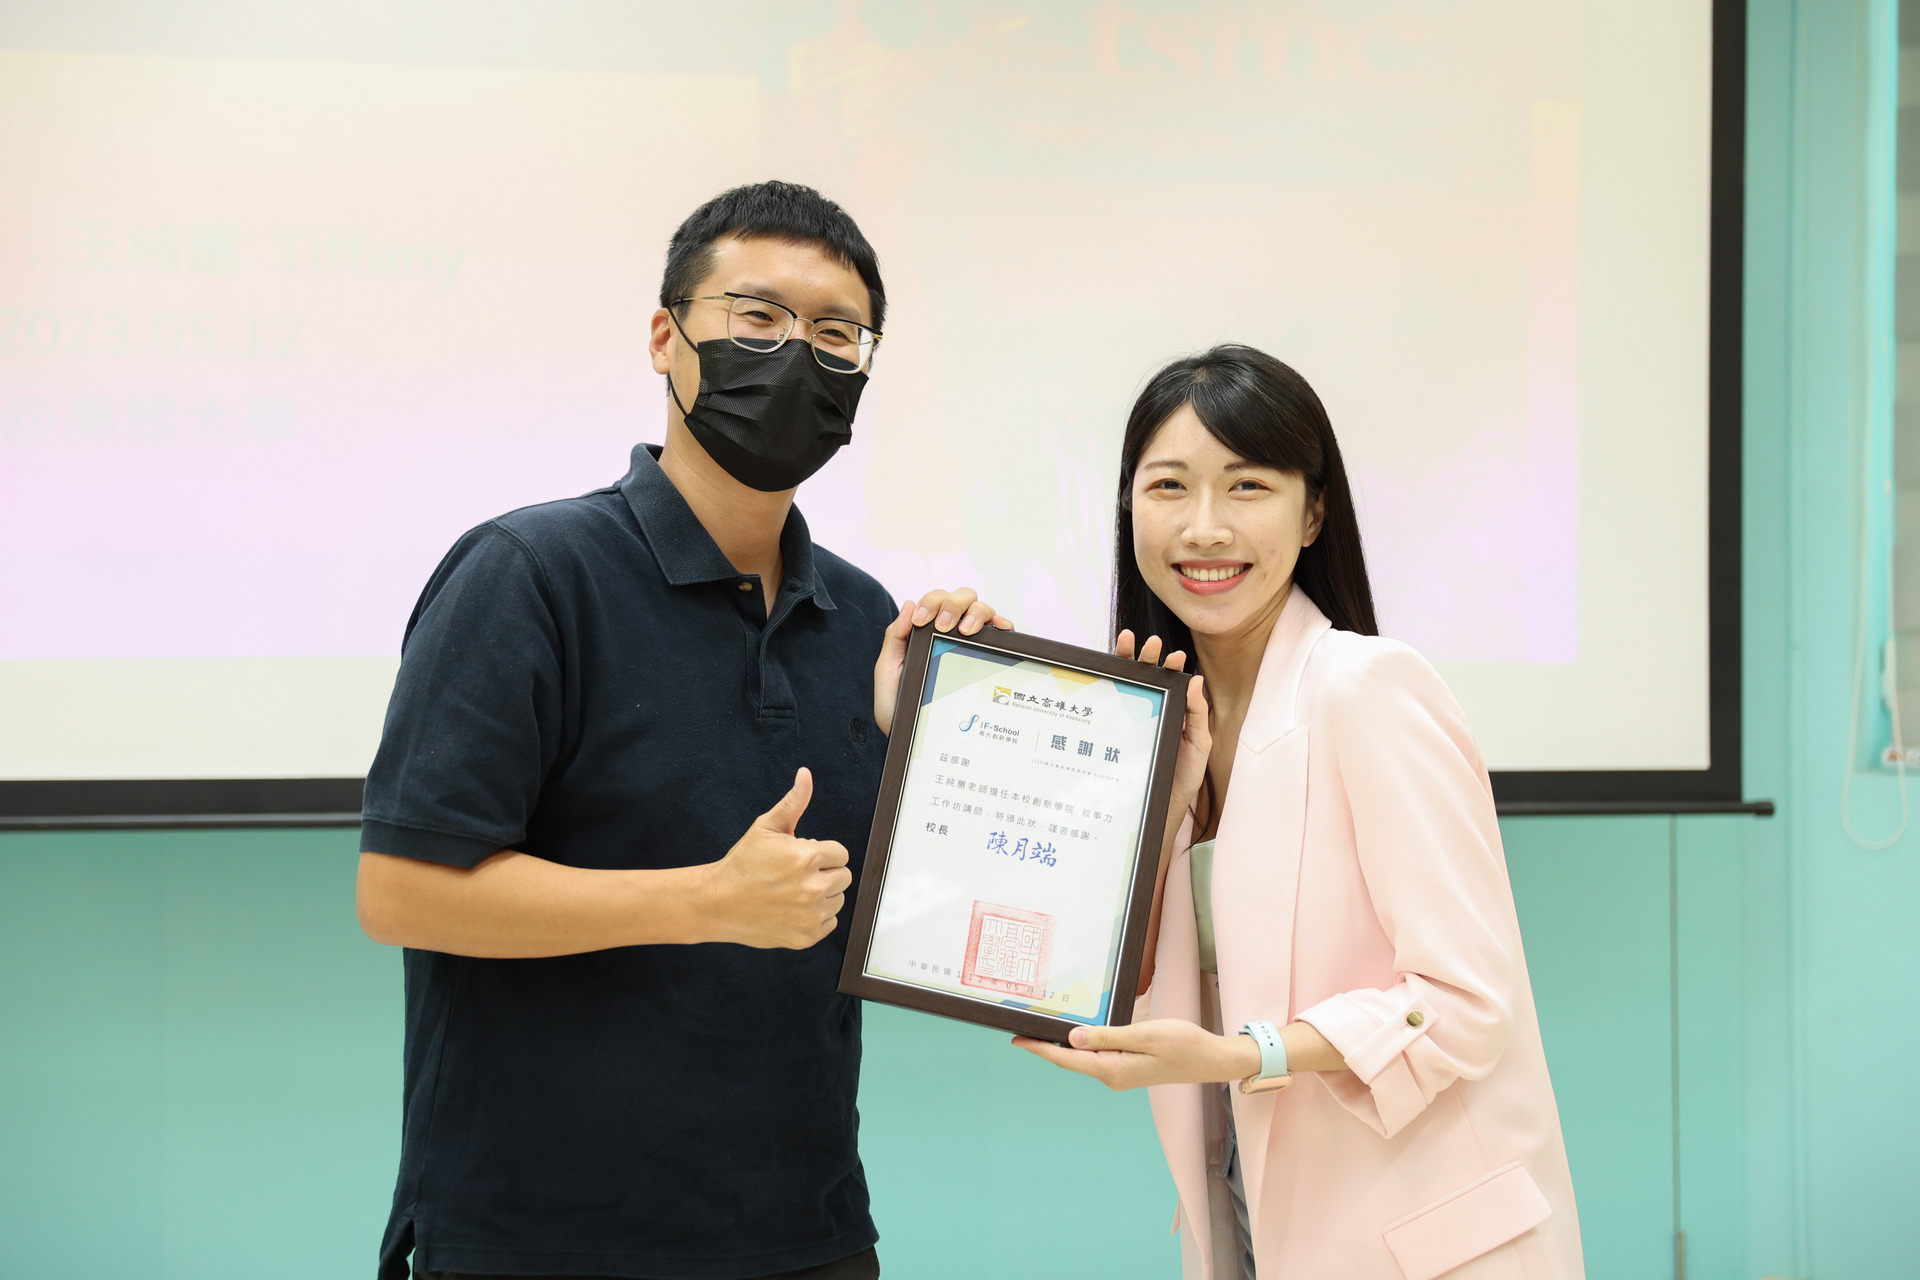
[839, 622, 1190, 1044]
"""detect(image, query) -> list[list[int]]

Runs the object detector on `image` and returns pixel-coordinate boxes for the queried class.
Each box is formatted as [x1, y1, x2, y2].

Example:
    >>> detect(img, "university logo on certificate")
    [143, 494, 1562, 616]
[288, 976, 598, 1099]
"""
[841, 625, 1187, 1041]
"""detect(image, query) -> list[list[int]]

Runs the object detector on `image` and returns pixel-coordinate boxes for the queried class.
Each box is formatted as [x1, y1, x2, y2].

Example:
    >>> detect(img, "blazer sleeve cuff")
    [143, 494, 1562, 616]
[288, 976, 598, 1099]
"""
[1297, 989, 1443, 1138]
[1297, 990, 1436, 1079]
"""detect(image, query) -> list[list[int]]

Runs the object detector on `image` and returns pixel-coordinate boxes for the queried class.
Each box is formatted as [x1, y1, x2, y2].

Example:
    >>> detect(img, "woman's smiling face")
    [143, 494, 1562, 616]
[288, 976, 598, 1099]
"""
[1130, 405, 1323, 641]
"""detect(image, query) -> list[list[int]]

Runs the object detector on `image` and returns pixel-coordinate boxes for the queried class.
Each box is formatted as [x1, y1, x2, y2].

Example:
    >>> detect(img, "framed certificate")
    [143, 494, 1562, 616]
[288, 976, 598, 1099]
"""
[840, 623, 1190, 1043]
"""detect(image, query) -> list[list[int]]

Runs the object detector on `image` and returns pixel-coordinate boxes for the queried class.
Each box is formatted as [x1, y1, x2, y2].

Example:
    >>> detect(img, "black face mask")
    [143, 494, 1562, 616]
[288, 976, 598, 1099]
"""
[667, 319, 866, 492]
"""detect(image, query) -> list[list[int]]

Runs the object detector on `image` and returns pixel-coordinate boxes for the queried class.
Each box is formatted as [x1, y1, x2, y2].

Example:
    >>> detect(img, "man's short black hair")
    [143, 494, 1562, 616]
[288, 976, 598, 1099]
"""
[660, 180, 886, 332]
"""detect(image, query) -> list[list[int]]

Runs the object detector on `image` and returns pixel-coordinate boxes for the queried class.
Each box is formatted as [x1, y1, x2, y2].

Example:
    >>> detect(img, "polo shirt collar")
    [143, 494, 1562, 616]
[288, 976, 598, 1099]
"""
[619, 444, 836, 610]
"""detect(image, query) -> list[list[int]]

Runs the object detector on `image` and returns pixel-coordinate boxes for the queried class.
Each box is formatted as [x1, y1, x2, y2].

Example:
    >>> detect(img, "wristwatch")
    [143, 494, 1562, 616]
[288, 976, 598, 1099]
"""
[1237, 1020, 1292, 1095]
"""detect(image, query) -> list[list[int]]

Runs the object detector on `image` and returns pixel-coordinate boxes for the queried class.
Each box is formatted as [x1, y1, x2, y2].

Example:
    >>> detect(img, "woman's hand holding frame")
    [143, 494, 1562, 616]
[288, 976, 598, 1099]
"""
[1107, 630, 1211, 997]
[1114, 629, 1212, 856]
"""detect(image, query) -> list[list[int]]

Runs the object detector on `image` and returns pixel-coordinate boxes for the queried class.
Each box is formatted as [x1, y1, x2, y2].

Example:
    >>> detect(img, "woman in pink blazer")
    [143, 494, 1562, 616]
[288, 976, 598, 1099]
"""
[1019, 346, 1584, 1279]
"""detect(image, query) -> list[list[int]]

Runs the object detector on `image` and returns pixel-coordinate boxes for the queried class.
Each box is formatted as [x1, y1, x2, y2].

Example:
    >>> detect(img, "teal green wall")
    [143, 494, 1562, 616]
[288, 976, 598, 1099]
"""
[1743, 0, 1920, 1276]
[0, 819, 1764, 1280]
[5, 2, 1918, 1277]
[0, 823, 1738, 1280]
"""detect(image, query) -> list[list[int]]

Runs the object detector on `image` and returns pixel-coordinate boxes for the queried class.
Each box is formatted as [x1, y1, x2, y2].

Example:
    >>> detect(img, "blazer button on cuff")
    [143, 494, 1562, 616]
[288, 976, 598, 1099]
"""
[1406, 1010, 1426, 1027]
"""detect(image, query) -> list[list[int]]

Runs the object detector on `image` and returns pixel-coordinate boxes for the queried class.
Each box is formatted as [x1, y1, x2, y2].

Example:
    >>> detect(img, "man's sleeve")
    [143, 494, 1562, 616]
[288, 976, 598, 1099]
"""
[358, 523, 564, 868]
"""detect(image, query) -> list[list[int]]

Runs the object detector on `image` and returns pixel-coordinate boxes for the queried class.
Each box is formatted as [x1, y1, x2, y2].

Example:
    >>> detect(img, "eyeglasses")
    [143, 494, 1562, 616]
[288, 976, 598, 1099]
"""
[674, 293, 880, 374]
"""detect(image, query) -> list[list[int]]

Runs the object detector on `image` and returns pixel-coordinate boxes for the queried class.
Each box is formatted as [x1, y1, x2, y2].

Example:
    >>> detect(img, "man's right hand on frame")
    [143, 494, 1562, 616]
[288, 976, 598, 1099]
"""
[704, 767, 852, 949]
[873, 588, 1014, 738]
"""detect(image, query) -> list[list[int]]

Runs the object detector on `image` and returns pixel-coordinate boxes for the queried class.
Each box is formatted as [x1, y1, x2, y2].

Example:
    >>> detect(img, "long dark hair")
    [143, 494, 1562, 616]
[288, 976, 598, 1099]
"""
[1112, 344, 1377, 659]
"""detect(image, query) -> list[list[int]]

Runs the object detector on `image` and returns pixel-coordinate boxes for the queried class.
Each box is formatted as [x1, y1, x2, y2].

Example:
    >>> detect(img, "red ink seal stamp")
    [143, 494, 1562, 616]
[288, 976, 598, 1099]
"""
[961, 901, 1055, 999]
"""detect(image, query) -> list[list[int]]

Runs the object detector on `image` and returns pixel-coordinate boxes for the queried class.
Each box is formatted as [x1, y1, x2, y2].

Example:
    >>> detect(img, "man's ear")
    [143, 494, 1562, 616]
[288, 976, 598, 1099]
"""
[648, 307, 676, 376]
[1302, 491, 1327, 547]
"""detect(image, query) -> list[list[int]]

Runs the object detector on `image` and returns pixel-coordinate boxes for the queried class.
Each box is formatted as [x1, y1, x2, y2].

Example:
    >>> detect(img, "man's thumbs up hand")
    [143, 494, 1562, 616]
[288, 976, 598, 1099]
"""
[703, 768, 852, 949]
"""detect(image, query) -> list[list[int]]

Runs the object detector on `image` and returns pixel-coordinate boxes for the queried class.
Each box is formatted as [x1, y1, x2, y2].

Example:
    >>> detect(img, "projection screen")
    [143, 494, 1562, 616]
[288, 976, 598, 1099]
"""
[0, 0, 1747, 823]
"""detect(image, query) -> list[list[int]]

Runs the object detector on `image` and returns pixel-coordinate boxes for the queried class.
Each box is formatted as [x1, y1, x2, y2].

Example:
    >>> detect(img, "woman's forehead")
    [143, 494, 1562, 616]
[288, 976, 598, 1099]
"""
[1141, 415, 1280, 474]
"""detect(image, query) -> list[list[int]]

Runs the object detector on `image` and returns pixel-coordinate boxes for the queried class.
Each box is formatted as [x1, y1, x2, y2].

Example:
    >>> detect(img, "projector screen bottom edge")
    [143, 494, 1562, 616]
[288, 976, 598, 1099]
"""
[0, 777, 364, 827]
[0, 774, 1774, 829]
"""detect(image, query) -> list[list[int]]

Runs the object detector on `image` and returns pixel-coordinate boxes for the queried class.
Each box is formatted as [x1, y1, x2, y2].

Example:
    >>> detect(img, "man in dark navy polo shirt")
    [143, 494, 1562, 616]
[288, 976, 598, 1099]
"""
[355, 182, 1008, 1280]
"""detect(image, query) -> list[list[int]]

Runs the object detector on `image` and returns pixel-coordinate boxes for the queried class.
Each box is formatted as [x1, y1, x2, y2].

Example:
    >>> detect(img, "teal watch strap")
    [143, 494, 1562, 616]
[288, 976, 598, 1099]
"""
[1240, 1020, 1289, 1080]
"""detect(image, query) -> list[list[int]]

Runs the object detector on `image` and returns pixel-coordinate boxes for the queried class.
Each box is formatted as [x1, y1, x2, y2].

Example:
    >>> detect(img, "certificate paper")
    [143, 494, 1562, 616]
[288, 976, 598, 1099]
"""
[845, 628, 1184, 1037]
